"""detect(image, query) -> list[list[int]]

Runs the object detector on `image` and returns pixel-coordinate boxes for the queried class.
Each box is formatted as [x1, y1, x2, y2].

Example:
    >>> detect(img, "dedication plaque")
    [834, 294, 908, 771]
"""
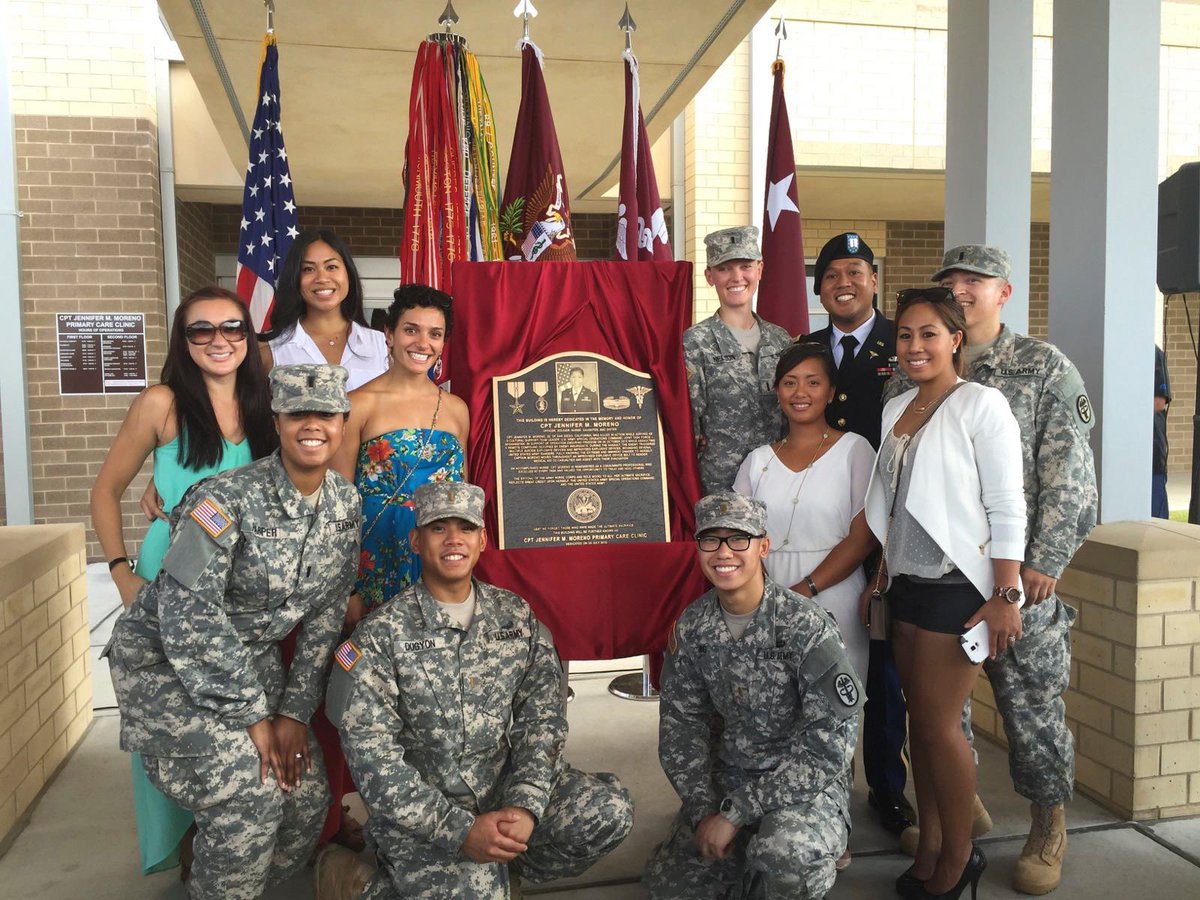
[493, 351, 669, 549]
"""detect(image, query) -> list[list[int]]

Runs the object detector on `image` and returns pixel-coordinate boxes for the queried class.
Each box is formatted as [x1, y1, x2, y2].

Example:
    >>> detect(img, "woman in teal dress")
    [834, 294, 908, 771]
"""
[334, 284, 470, 620]
[90, 287, 276, 876]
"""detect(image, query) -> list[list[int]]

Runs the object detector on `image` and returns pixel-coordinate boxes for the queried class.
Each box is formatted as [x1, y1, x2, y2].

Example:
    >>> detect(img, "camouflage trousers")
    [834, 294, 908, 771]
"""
[142, 726, 329, 900]
[963, 597, 1077, 805]
[644, 789, 847, 900]
[365, 767, 633, 899]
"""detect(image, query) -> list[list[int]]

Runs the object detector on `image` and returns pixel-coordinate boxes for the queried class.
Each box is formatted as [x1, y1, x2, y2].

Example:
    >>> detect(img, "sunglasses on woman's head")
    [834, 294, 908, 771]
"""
[895, 287, 955, 307]
[185, 320, 249, 345]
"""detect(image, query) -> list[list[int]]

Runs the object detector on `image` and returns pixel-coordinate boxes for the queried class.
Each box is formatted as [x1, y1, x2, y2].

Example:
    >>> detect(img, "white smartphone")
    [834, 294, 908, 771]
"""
[960, 596, 1025, 663]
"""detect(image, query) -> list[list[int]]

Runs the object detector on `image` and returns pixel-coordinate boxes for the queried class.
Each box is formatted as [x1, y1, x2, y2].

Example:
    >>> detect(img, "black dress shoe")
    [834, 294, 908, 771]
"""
[869, 789, 916, 834]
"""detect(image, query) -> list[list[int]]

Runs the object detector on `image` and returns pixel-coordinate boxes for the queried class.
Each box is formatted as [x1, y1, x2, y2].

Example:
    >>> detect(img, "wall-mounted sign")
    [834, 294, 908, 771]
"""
[56, 313, 147, 395]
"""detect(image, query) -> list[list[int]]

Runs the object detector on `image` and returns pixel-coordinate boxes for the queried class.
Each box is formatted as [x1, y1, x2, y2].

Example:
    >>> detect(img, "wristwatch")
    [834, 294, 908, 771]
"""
[993, 585, 1022, 604]
[718, 797, 744, 826]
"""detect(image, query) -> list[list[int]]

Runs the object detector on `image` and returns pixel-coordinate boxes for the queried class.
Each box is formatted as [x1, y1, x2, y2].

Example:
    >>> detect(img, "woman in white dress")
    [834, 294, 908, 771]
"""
[734, 341, 877, 677]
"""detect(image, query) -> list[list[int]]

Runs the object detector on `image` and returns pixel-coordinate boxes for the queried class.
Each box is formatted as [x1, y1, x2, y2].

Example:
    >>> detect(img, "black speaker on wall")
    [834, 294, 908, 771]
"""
[1158, 162, 1200, 294]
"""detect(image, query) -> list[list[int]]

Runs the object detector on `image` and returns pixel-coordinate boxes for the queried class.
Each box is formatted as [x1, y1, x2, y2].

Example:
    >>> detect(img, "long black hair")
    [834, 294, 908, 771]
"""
[162, 287, 278, 468]
[261, 228, 368, 341]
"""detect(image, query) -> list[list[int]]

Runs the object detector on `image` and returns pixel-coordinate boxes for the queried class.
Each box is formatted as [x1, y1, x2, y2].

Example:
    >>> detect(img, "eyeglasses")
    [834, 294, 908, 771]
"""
[185, 320, 249, 345]
[896, 287, 955, 307]
[696, 534, 759, 552]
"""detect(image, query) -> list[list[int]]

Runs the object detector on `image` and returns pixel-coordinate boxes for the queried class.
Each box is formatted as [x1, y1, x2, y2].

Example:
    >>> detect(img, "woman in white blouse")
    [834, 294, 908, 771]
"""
[260, 229, 389, 391]
[734, 341, 876, 678]
[863, 288, 1025, 900]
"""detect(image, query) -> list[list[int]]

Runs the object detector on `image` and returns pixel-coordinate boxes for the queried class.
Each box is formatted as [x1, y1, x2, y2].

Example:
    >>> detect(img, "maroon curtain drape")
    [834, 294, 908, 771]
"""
[449, 260, 707, 660]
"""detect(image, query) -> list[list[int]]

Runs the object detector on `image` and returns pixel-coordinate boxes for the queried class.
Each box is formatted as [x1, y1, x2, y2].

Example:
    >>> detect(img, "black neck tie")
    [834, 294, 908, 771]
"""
[837, 334, 859, 379]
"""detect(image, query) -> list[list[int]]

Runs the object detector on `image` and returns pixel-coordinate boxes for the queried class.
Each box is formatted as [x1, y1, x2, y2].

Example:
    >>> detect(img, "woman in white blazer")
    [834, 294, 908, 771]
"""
[862, 289, 1025, 900]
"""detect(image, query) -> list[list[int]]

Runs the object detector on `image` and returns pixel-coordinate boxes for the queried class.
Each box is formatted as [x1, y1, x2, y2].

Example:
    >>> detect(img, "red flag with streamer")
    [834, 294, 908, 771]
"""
[500, 42, 576, 261]
[615, 49, 671, 261]
[401, 41, 468, 291]
[758, 60, 809, 336]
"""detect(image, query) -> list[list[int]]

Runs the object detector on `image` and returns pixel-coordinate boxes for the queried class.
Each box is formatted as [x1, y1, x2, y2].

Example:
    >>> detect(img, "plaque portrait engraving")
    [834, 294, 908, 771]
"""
[493, 351, 669, 549]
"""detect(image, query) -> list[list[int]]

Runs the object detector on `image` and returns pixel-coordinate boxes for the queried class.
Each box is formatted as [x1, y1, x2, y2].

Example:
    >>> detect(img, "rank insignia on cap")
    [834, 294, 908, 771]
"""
[335, 640, 362, 672]
[190, 498, 231, 539]
[847, 233, 860, 253]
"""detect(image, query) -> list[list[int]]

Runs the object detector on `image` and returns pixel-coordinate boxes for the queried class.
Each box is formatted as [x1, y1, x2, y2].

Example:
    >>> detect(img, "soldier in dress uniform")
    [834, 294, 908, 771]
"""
[685, 225, 793, 493]
[798, 233, 915, 839]
[104, 364, 362, 900]
[885, 245, 1098, 894]
[645, 492, 863, 900]
[325, 481, 633, 899]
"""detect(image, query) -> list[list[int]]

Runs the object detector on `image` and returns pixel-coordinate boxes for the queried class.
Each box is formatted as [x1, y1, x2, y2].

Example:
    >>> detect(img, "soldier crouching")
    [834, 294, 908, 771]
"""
[645, 492, 863, 900]
[325, 481, 633, 899]
[103, 364, 363, 900]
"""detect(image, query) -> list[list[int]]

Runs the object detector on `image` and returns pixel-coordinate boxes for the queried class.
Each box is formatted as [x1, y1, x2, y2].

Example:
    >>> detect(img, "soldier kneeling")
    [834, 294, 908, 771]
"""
[645, 492, 863, 900]
[325, 482, 633, 899]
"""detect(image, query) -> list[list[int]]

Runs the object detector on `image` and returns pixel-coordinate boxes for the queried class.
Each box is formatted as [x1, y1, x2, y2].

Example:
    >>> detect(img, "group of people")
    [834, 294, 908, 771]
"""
[91, 219, 1097, 900]
[682, 227, 1096, 898]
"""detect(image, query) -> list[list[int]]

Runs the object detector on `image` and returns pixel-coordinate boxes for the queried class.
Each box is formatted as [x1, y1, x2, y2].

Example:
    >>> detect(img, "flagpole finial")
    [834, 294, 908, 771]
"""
[514, 0, 538, 43]
[619, 4, 637, 53]
[438, 1, 460, 33]
[773, 16, 787, 61]
[264, 0, 275, 34]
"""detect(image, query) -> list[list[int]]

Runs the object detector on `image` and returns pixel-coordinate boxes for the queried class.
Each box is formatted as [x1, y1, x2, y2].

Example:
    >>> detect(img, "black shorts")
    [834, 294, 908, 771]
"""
[888, 573, 986, 635]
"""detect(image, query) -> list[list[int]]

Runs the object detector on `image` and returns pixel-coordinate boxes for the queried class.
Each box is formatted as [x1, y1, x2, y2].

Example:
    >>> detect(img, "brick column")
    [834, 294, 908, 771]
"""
[971, 521, 1200, 819]
[8, 0, 167, 559]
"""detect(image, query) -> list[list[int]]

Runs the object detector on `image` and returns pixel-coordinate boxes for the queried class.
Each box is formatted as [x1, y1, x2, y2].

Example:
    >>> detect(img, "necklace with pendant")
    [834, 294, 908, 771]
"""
[770, 431, 829, 547]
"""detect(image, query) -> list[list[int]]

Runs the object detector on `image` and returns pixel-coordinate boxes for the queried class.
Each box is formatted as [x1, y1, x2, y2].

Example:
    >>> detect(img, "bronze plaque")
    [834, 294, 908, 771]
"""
[492, 351, 669, 549]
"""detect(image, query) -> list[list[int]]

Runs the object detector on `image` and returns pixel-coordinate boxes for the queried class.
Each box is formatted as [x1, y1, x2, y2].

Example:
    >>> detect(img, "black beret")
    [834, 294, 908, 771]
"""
[813, 232, 874, 287]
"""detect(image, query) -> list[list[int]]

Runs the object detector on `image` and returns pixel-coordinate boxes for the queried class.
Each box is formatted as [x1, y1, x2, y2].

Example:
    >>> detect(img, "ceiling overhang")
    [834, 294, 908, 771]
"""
[161, 0, 773, 209]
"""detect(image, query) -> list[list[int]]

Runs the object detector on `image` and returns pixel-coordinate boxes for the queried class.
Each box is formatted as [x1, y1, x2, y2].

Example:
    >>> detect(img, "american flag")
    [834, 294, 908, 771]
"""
[235, 34, 298, 333]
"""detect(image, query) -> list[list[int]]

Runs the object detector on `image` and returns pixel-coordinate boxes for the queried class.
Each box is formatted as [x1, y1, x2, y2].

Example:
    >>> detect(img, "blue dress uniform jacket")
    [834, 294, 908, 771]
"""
[801, 314, 896, 449]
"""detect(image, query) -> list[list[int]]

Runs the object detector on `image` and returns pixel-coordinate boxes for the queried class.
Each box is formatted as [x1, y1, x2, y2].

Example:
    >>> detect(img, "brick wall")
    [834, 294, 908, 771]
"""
[0, 526, 92, 844]
[16, 115, 166, 560]
[176, 199, 216, 297]
[210, 204, 406, 256]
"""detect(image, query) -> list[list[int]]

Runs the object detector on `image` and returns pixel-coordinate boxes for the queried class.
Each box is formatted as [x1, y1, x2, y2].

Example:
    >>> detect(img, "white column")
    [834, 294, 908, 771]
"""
[1049, 0, 1160, 522]
[0, 0, 35, 525]
[749, 18, 774, 239]
[944, 0, 1034, 332]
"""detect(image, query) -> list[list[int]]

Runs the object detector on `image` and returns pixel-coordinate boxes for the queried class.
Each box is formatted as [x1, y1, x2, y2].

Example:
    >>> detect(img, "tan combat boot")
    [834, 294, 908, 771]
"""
[898, 794, 993, 857]
[313, 844, 373, 900]
[1013, 803, 1067, 895]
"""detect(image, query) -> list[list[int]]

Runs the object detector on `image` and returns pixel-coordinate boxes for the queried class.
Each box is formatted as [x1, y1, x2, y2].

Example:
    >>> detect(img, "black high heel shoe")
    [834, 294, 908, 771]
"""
[919, 844, 987, 899]
[895, 865, 925, 897]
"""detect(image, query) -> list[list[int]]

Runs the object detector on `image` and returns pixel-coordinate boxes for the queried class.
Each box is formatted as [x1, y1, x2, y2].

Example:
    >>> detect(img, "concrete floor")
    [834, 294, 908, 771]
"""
[0, 567, 1197, 898]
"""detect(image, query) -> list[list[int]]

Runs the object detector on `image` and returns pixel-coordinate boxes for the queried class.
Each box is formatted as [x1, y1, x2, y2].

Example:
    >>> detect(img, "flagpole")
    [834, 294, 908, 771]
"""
[611, 3, 662, 703]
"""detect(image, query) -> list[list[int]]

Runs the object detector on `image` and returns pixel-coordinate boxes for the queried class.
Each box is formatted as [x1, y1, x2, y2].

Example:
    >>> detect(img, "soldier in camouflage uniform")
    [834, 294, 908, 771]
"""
[885, 246, 1097, 894]
[646, 492, 863, 900]
[685, 225, 793, 493]
[326, 482, 633, 899]
[104, 364, 362, 900]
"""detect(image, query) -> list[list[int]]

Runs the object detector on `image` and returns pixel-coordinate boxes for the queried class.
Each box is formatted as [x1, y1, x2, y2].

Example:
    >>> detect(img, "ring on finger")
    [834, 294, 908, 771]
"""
[295, 753, 304, 759]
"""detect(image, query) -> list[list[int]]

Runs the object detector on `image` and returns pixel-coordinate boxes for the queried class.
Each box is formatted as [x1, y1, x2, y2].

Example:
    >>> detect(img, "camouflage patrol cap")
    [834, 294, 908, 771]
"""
[695, 491, 768, 536]
[414, 482, 486, 527]
[269, 364, 351, 414]
[813, 232, 874, 287]
[705, 226, 762, 267]
[932, 245, 1012, 282]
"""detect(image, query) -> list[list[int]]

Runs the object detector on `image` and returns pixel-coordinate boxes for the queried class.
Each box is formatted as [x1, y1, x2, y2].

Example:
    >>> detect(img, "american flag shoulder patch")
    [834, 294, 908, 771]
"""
[190, 498, 231, 539]
[336, 641, 362, 672]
